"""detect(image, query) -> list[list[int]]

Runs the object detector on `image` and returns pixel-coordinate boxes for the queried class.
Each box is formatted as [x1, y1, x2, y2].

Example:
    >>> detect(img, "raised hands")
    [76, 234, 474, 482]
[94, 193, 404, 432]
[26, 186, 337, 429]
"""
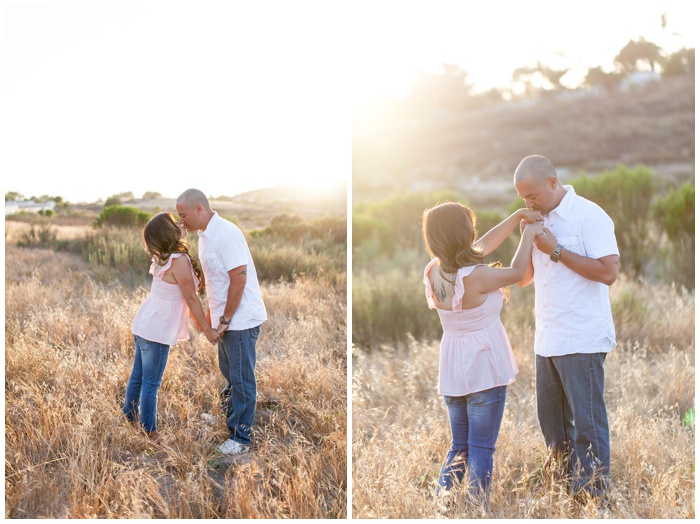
[523, 220, 545, 239]
[519, 209, 543, 224]
[519, 209, 543, 235]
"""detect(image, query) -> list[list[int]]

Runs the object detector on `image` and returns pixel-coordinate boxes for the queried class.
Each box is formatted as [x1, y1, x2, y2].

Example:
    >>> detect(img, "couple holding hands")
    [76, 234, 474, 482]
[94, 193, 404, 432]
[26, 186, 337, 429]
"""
[122, 188, 267, 456]
[423, 155, 620, 504]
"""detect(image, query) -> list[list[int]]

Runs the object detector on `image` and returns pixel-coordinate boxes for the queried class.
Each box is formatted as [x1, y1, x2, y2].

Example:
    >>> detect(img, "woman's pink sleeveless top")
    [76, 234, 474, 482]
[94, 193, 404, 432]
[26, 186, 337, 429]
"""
[132, 253, 199, 346]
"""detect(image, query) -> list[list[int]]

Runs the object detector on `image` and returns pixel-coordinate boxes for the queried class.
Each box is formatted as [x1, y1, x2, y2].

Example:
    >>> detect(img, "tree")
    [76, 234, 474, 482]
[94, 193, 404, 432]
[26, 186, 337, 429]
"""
[614, 38, 663, 72]
[104, 191, 135, 207]
[405, 63, 475, 114]
[5, 191, 25, 201]
[585, 67, 621, 92]
[142, 191, 162, 200]
[511, 65, 540, 97]
[510, 62, 569, 97]
[661, 47, 695, 76]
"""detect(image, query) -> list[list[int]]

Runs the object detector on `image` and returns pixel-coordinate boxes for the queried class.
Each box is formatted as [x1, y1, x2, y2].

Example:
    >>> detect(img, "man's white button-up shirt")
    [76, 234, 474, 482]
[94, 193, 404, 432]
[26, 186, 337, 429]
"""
[198, 212, 267, 331]
[532, 185, 619, 357]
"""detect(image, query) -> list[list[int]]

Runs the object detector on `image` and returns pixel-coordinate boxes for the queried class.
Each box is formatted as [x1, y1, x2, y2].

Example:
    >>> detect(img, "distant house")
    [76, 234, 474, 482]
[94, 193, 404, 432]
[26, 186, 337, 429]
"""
[620, 71, 661, 91]
[5, 200, 56, 215]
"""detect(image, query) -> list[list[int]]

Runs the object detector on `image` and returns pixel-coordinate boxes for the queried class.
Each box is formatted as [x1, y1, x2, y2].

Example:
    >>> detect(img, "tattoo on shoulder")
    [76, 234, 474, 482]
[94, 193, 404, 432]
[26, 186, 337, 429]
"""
[434, 281, 447, 303]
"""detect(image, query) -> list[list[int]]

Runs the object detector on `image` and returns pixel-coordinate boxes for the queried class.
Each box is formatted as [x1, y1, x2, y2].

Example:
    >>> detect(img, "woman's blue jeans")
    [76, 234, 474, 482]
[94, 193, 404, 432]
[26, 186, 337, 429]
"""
[218, 326, 260, 446]
[123, 335, 171, 433]
[438, 385, 507, 499]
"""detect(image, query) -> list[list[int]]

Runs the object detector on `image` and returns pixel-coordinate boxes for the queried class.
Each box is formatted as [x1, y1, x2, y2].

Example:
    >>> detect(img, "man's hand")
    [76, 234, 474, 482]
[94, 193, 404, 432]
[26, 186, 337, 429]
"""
[534, 227, 558, 254]
[216, 323, 227, 336]
[523, 221, 545, 239]
[203, 326, 221, 344]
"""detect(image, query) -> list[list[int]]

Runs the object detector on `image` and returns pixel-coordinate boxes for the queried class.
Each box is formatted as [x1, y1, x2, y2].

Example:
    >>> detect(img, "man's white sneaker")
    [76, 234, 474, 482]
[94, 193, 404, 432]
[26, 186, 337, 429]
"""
[216, 439, 249, 455]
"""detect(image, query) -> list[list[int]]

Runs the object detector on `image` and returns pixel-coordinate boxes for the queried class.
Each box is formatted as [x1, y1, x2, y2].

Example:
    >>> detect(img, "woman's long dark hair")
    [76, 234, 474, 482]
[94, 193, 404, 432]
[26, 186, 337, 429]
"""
[422, 202, 484, 273]
[422, 201, 509, 299]
[143, 212, 205, 295]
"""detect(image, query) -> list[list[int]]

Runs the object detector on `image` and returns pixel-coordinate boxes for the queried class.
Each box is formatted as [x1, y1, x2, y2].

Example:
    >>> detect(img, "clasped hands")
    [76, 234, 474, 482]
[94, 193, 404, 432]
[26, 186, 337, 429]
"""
[518, 209, 557, 254]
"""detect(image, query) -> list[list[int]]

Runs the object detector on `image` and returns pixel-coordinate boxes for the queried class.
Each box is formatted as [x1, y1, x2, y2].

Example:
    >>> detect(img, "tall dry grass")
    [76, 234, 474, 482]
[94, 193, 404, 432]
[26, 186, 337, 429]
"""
[352, 276, 694, 518]
[5, 243, 346, 518]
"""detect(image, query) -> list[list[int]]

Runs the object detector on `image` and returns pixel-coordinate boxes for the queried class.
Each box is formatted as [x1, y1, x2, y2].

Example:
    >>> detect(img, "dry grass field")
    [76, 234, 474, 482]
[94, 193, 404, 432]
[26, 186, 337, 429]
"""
[352, 276, 695, 519]
[5, 222, 347, 518]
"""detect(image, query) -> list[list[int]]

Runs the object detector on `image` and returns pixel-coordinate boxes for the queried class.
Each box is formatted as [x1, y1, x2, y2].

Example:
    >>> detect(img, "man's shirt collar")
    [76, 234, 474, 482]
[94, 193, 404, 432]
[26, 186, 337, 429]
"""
[550, 185, 576, 222]
[198, 211, 219, 238]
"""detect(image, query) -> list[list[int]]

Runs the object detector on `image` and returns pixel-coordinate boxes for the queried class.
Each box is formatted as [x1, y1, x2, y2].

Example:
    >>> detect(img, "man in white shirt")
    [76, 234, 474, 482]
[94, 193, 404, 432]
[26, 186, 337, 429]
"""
[176, 189, 267, 455]
[514, 155, 619, 497]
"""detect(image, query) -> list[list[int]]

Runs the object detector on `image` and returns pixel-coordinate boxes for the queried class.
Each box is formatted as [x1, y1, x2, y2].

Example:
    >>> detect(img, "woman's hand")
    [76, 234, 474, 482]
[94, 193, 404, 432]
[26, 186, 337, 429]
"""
[518, 209, 542, 234]
[518, 209, 543, 224]
[203, 326, 220, 344]
[523, 221, 545, 238]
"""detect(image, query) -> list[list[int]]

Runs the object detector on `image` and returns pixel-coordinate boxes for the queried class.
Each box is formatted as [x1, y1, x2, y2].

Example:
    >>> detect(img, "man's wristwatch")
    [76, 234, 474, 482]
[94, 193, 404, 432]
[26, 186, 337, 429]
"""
[219, 315, 230, 325]
[550, 244, 564, 263]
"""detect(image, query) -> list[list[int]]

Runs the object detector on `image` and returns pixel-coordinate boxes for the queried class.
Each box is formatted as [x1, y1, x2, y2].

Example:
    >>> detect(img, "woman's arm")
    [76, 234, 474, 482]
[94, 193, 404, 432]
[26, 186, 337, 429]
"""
[171, 256, 220, 344]
[476, 209, 542, 255]
[468, 222, 542, 294]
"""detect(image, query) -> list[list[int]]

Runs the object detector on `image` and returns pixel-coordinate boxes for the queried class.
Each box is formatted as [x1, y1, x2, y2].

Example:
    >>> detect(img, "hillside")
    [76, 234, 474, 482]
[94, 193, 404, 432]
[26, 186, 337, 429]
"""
[353, 75, 694, 208]
[10, 183, 347, 232]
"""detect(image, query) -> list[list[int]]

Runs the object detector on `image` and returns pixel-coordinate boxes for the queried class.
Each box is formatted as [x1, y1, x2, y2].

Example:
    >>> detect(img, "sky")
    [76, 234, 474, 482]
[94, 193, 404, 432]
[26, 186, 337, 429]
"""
[4, 1, 351, 203]
[350, 0, 697, 104]
[3, 1, 696, 203]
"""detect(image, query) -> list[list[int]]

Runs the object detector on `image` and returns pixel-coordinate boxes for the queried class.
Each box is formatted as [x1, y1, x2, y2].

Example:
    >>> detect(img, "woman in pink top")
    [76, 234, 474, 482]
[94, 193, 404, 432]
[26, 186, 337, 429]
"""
[422, 202, 543, 503]
[123, 212, 219, 442]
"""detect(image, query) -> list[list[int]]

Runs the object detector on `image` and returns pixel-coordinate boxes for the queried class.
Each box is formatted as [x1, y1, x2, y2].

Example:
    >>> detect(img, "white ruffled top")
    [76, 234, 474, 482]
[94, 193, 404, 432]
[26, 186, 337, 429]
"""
[424, 258, 518, 396]
[131, 253, 199, 346]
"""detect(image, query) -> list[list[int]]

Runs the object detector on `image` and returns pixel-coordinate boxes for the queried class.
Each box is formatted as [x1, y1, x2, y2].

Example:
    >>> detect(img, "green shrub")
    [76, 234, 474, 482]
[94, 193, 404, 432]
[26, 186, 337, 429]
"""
[250, 236, 346, 291]
[78, 226, 151, 276]
[251, 214, 346, 245]
[94, 205, 151, 229]
[653, 182, 694, 242]
[352, 264, 441, 349]
[652, 182, 694, 289]
[17, 224, 63, 250]
[571, 165, 654, 276]
[352, 190, 462, 255]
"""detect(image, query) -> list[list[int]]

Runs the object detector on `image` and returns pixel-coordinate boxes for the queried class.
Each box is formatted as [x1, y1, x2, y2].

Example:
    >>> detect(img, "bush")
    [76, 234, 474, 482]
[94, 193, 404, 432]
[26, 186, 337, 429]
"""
[250, 236, 346, 291]
[251, 214, 346, 245]
[79, 227, 150, 275]
[352, 190, 462, 256]
[17, 223, 63, 250]
[94, 205, 151, 229]
[653, 182, 694, 242]
[353, 264, 441, 349]
[571, 165, 654, 276]
[652, 182, 694, 289]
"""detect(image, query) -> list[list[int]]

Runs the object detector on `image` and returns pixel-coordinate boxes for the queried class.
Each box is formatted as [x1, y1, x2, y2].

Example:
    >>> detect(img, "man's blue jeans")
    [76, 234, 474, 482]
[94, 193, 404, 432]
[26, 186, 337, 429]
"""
[123, 335, 171, 433]
[536, 352, 610, 496]
[438, 385, 507, 499]
[218, 326, 260, 446]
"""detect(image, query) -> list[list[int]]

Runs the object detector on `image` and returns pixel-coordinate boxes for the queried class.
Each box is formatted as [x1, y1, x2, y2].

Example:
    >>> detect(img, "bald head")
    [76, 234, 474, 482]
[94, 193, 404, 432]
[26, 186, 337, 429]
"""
[176, 188, 212, 211]
[176, 188, 214, 232]
[514, 155, 558, 185]
[513, 155, 566, 214]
